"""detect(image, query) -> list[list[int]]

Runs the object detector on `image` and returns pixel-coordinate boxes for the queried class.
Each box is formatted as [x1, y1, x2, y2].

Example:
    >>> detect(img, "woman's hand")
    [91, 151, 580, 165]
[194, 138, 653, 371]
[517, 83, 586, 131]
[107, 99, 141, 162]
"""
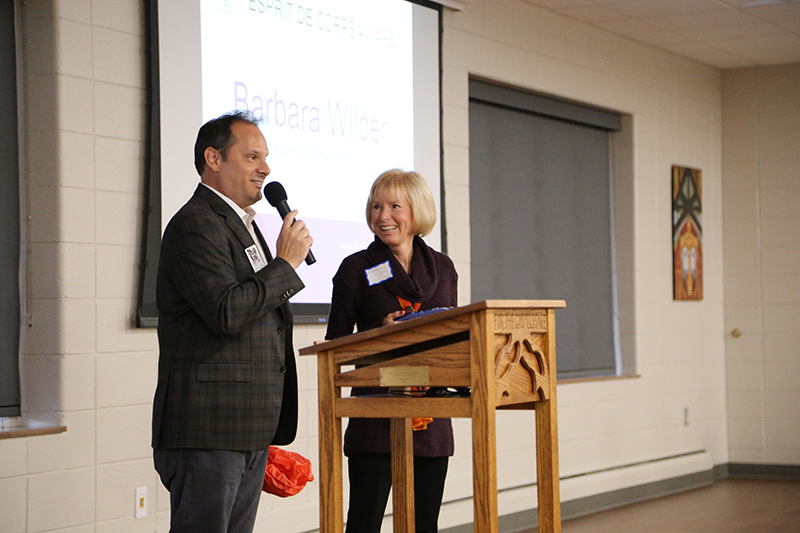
[382, 310, 406, 326]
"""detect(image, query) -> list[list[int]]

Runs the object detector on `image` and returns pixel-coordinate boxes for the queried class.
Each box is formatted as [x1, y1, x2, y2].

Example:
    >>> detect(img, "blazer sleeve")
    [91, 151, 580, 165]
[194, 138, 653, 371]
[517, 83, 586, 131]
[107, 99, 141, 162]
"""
[159, 204, 304, 337]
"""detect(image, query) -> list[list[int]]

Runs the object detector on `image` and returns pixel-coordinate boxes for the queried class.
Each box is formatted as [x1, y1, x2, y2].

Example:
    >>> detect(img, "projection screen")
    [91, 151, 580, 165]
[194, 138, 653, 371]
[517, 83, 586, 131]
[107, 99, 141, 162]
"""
[139, 0, 443, 325]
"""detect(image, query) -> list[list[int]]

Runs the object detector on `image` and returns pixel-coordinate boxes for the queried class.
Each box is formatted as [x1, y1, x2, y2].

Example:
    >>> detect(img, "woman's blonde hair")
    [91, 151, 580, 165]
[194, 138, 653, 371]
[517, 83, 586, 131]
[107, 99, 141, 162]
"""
[365, 169, 436, 237]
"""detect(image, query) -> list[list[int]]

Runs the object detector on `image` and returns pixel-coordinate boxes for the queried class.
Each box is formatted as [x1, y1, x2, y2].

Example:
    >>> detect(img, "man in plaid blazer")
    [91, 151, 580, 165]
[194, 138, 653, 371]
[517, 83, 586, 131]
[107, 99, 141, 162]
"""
[152, 111, 313, 532]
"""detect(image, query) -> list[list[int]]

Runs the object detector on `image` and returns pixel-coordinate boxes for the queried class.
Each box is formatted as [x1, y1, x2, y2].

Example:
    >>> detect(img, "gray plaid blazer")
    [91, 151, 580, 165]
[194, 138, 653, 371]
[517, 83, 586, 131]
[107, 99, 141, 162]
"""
[152, 184, 304, 451]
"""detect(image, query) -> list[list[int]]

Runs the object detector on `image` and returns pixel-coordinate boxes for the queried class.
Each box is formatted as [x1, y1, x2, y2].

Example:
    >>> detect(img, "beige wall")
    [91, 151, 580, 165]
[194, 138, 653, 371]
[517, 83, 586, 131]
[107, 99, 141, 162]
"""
[0, 0, 796, 532]
[722, 65, 800, 465]
[440, 2, 727, 526]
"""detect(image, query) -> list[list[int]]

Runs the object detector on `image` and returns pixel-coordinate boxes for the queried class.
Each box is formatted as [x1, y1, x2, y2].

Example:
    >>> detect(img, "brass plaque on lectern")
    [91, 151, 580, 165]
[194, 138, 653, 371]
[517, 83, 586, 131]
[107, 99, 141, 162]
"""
[379, 366, 430, 387]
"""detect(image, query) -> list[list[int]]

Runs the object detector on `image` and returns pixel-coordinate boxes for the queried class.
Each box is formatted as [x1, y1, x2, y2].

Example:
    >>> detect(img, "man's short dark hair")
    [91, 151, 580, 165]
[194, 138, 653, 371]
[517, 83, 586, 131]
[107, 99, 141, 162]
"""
[194, 110, 261, 175]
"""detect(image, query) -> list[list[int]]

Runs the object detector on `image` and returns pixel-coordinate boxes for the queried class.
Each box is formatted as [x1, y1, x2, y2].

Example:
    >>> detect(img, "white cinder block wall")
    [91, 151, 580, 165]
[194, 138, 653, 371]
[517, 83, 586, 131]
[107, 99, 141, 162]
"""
[1, 1, 797, 532]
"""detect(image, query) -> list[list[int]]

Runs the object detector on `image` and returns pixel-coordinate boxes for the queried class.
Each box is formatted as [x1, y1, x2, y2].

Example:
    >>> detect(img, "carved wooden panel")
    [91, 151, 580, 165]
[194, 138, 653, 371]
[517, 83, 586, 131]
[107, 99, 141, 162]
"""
[493, 311, 549, 406]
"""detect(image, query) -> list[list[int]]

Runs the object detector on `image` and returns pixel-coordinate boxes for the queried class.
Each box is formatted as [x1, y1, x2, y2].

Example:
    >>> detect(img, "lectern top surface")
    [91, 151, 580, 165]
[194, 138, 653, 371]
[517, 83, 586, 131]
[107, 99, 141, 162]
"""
[298, 299, 565, 355]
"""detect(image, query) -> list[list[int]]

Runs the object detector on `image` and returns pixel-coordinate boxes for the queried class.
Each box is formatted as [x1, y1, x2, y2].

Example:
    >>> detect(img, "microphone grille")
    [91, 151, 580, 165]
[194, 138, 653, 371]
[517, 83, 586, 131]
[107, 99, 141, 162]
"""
[263, 181, 287, 207]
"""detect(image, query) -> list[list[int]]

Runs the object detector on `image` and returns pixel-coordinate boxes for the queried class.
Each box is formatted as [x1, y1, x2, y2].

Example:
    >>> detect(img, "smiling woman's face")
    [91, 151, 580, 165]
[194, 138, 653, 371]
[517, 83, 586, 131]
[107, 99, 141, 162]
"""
[369, 189, 416, 251]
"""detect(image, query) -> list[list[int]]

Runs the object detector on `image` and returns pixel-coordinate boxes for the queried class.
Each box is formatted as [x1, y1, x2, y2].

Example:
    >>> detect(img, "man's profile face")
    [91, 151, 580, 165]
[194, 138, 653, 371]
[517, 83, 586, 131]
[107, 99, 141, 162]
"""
[208, 121, 270, 209]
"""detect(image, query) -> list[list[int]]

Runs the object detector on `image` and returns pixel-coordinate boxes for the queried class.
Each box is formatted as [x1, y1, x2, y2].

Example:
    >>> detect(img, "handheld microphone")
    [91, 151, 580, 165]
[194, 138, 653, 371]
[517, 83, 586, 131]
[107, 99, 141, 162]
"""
[263, 181, 316, 265]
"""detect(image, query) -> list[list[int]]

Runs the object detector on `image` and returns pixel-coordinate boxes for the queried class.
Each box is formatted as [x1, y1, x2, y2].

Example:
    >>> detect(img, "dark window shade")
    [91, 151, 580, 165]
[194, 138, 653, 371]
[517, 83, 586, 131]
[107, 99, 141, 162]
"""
[470, 78, 621, 132]
[469, 81, 619, 377]
[0, 0, 21, 416]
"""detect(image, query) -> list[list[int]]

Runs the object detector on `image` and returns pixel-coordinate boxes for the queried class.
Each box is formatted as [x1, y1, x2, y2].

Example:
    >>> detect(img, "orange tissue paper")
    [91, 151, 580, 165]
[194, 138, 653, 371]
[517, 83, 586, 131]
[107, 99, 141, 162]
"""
[262, 446, 315, 497]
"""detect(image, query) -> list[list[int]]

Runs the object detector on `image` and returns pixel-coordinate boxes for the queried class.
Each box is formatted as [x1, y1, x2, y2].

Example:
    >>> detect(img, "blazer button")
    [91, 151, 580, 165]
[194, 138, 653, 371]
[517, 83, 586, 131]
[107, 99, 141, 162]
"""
[280, 366, 287, 374]
[277, 326, 285, 335]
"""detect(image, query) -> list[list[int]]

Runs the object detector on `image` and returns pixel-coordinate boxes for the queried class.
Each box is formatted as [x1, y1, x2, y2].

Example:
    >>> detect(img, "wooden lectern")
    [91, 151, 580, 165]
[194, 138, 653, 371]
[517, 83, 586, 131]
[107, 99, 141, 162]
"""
[299, 299, 566, 533]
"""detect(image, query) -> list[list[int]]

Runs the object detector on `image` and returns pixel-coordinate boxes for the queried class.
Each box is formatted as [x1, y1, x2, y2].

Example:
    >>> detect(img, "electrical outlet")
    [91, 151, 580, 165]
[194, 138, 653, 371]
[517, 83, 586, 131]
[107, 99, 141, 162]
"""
[136, 486, 147, 519]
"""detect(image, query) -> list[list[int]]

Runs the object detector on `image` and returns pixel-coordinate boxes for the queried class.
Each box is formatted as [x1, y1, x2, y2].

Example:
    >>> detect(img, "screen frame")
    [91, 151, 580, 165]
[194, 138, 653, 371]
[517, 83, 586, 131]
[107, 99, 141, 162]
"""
[137, 0, 444, 327]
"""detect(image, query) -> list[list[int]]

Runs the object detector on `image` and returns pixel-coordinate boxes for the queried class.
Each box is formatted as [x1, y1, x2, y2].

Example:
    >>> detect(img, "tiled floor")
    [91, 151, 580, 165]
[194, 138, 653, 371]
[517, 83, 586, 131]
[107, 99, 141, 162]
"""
[522, 478, 800, 532]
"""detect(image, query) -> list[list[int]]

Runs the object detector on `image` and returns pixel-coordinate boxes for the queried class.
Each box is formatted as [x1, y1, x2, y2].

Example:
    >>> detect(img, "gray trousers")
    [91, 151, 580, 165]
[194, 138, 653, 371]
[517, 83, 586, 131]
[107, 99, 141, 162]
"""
[154, 448, 268, 533]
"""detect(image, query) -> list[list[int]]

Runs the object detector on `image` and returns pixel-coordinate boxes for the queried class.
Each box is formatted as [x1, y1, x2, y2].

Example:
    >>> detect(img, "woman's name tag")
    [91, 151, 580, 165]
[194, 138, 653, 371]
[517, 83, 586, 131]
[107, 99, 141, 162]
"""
[365, 260, 393, 286]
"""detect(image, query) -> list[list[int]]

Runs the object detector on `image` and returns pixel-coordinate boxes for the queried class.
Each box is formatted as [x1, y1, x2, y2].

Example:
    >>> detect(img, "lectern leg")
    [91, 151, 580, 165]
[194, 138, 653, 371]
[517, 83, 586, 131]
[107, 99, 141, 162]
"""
[471, 311, 499, 533]
[535, 400, 561, 532]
[318, 351, 343, 533]
[472, 402, 499, 533]
[536, 307, 561, 532]
[390, 418, 415, 533]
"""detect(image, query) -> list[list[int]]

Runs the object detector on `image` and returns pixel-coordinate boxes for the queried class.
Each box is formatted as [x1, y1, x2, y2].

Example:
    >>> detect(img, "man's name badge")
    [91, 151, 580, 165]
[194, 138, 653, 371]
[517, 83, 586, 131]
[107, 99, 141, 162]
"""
[245, 244, 267, 273]
[365, 260, 393, 286]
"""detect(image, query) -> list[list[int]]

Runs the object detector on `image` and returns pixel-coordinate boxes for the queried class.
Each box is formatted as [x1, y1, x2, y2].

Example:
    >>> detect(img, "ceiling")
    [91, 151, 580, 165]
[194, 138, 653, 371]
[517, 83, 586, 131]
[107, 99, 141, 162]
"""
[516, 0, 800, 69]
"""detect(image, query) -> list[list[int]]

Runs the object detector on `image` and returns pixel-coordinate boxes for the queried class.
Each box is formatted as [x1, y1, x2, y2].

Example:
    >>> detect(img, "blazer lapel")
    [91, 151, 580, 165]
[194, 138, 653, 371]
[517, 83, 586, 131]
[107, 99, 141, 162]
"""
[194, 184, 254, 249]
[252, 221, 274, 262]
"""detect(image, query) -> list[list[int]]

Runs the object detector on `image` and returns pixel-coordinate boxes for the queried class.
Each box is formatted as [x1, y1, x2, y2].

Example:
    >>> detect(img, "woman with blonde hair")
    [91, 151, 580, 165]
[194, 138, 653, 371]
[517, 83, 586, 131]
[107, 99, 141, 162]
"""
[326, 169, 458, 532]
